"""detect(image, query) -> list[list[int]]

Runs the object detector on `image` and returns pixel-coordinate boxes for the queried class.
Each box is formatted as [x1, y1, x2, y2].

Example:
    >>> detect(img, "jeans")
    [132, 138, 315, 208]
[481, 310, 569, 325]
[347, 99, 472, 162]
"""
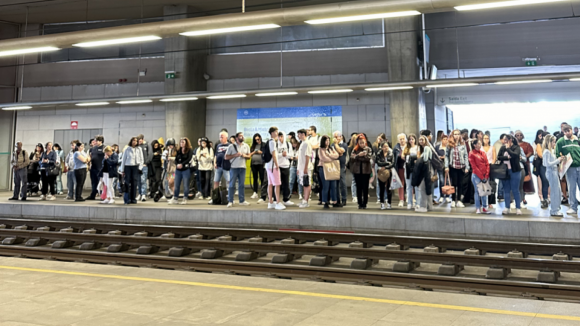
[174, 169, 191, 199]
[229, 168, 246, 203]
[56, 172, 63, 193]
[471, 174, 488, 210]
[502, 169, 522, 209]
[214, 167, 230, 185]
[375, 165, 388, 201]
[67, 170, 76, 198]
[546, 168, 561, 215]
[199, 170, 212, 198]
[565, 166, 580, 211]
[74, 169, 87, 200]
[139, 166, 148, 196]
[124, 166, 140, 203]
[498, 180, 504, 199]
[338, 167, 347, 204]
[406, 173, 419, 207]
[89, 168, 99, 198]
[353, 173, 370, 207]
[196, 167, 202, 194]
[539, 165, 549, 199]
[351, 175, 357, 200]
[13, 168, 27, 199]
[437, 170, 449, 199]
[319, 166, 337, 203]
[289, 166, 298, 195]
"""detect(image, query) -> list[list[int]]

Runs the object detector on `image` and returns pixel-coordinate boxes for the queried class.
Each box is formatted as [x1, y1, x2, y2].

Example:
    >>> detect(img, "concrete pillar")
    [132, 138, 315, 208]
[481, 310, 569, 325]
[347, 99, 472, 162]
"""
[164, 5, 208, 142]
[386, 16, 427, 139]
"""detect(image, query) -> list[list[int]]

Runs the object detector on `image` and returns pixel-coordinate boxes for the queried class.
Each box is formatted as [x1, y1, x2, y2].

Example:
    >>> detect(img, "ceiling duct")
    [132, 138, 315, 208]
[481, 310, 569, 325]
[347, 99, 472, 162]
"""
[0, 0, 497, 52]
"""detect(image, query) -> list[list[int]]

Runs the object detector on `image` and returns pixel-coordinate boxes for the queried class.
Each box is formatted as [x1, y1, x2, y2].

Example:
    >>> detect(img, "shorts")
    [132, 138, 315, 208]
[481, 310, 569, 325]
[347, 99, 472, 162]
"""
[214, 167, 231, 183]
[299, 175, 310, 187]
[266, 167, 282, 186]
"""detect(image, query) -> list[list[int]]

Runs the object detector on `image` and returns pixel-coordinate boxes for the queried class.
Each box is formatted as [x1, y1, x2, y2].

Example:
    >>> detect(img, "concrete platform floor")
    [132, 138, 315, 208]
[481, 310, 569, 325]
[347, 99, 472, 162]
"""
[0, 257, 579, 326]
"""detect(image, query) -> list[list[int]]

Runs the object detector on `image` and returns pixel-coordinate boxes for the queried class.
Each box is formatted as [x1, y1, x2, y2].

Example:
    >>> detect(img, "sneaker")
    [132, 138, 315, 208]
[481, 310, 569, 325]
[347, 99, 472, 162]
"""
[57, 192, 63, 195]
[398, 201, 404, 207]
[438, 197, 444, 204]
[566, 208, 576, 215]
[39, 194, 46, 200]
[284, 201, 295, 206]
[180, 199, 188, 205]
[376, 200, 381, 204]
[299, 194, 303, 200]
[227, 202, 233, 208]
[476, 209, 481, 214]
[446, 197, 452, 203]
[235, 190, 238, 195]
[65, 196, 73, 200]
[386, 203, 391, 209]
[516, 209, 522, 215]
[562, 198, 569, 205]
[481, 208, 492, 214]
[520, 202, 526, 209]
[407, 204, 413, 210]
[268, 203, 276, 209]
[49, 196, 56, 201]
[299, 201, 310, 208]
[323, 203, 330, 209]
[196, 192, 202, 198]
[551, 212, 564, 217]
[168, 198, 177, 205]
[456, 201, 465, 208]
[275, 202, 286, 210]
[502, 209, 509, 215]
[352, 197, 358, 203]
[141, 196, 146, 202]
[451, 201, 456, 208]
[208, 199, 213, 204]
[75, 198, 85, 202]
[136, 195, 141, 201]
[257, 199, 265, 204]
[510, 202, 516, 209]
[381, 203, 386, 210]
[8, 197, 17, 201]
[416, 207, 428, 213]
[108, 199, 115, 205]
[198, 196, 205, 200]
[101, 199, 109, 204]
[250, 192, 258, 199]
[240, 201, 250, 206]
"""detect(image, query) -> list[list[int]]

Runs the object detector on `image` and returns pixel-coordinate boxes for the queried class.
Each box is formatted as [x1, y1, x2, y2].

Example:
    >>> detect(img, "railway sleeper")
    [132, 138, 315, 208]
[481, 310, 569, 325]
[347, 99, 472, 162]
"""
[464, 247, 486, 255]
[14, 225, 31, 231]
[437, 263, 464, 276]
[507, 250, 527, 258]
[200, 249, 225, 259]
[349, 241, 371, 248]
[424, 245, 446, 253]
[486, 266, 511, 279]
[350, 258, 378, 270]
[248, 236, 273, 243]
[393, 261, 421, 273]
[386, 243, 409, 251]
[280, 238, 306, 245]
[552, 252, 571, 260]
[82, 229, 99, 234]
[1, 237, 23, 245]
[51, 240, 74, 249]
[136, 245, 160, 255]
[271, 253, 301, 264]
[79, 242, 102, 250]
[537, 270, 561, 283]
[309, 255, 339, 267]
[35, 226, 54, 232]
[107, 243, 130, 252]
[0, 224, 9, 229]
[314, 239, 338, 246]
[25, 238, 48, 247]
[235, 251, 267, 261]
[168, 247, 193, 257]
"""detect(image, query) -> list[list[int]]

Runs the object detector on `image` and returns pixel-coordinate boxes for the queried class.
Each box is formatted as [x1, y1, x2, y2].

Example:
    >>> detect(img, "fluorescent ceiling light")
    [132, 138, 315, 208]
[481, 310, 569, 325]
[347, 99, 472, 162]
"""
[76, 102, 109, 106]
[116, 100, 153, 104]
[180, 24, 280, 36]
[73, 36, 162, 48]
[2, 106, 32, 110]
[455, 0, 566, 11]
[308, 89, 353, 94]
[0, 47, 59, 57]
[159, 97, 199, 102]
[207, 94, 247, 99]
[365, 86, 413, 91]
[305, 11, 421, 24]
[495, 79, 552, 85]
[426, 83, 478, 88]
[255, 92, 298, 97]
[570, 78, 580, 82]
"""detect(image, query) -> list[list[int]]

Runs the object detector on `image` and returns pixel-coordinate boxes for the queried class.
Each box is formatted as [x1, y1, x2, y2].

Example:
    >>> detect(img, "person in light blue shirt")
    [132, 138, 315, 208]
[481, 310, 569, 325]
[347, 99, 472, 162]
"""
[73, 142, 90, 202]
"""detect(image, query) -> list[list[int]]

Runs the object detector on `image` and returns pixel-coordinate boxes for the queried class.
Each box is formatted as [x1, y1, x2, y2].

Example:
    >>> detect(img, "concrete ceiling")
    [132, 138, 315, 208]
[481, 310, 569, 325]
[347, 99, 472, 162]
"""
[0, 0, 345, 24]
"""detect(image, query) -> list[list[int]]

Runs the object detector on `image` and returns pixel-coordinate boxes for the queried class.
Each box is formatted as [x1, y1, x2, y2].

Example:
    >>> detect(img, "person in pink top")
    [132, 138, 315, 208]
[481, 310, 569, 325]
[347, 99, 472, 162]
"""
[469, 139, 491, 214]
[318, 135, 341, 209]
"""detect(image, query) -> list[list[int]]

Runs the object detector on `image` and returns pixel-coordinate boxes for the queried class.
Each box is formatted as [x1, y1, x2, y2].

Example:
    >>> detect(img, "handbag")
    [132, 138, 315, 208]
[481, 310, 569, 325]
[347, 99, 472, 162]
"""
[441, 173, 455, 195]
[323, 160, 340, 181]
[46, 165, 60, 177]
[389, 168, 403, 190]
[378, 167, 391, 183]
[477, 180, 492, 197]
[490, 161, 509, 180]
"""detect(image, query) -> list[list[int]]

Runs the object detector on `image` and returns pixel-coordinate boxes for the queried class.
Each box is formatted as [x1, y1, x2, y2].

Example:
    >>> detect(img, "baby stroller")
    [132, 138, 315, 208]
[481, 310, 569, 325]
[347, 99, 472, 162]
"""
[27, 163, 42, 197]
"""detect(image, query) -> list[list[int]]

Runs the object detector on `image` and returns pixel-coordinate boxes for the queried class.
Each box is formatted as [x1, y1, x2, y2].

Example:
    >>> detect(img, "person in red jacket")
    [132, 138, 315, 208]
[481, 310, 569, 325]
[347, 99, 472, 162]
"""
[469, 139, 491, 214]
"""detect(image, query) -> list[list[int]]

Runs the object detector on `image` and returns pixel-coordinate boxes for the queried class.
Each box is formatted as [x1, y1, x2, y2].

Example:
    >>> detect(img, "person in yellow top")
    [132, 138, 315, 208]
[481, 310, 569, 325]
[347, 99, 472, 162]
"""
[533, 130, 549, 208]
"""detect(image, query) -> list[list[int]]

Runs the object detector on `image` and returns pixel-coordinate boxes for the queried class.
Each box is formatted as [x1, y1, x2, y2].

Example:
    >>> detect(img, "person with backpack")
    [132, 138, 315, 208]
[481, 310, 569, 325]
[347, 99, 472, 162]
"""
[9, 141, 30, 201]
[265, 126, 285, 210]
[225, 132, 252, 207]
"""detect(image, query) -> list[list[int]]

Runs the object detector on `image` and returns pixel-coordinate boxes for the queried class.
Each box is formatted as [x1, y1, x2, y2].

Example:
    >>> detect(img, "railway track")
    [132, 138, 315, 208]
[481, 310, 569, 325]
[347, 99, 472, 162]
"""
[0, 218, 579, 301]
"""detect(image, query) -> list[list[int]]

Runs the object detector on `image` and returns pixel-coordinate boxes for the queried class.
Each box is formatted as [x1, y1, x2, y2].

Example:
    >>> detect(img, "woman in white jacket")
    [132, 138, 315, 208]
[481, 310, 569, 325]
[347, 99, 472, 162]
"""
[542, 134, 564, 217]
[120, 137, 144, 205]
[196, 137, 214, 199]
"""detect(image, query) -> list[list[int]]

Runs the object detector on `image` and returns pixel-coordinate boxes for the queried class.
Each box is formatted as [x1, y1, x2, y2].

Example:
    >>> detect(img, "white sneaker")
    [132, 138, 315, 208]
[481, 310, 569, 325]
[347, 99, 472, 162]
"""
[49, 196, 56, 201]
[108, 199, 115, 205]
[456, 201, 465, 208]
[250, 192, 258, 199]
[239, 201, 250, 206]
[141, 196, 146, 202]
[381, 203, 386, 210]
[65, 196, 73, 200]
[227, 202, 233, 208]
[510, 202, 516, 209]
[268, 203, 276, 209]
[275, 202, 286, 210]
[520, 202, 526, 209]
[398, 201, 404, 207]
[352, 198, 358, 203]
[180, 199, 188, 205]
[451, 201, 456, 208]
[446, 197, 452, 203]
[208, 199, 213, 204]
[386, 203, 391, 209]
[516, 209, 522, 215]
[101, 199, 109, 204]
[39, 194, 46, 200]
[198, 196, 205, 200]
[416, 207, 428, 213]
[566, 208, 576, 214]
[284, 201, 295, 206]
[196, 192, 202, 198]
[439, 197, 444, 203]
[502, 209, 509, 215]
[299, 194, 303, 200]
[257, 199, 265, 204]
[235, 190, 238, 195]
[407, 204, 413, 210]
[168, 198, 177, 205]
[299, 201, 310, 208]
[476, 209, 481, 214]
[376, 200, 381, 204]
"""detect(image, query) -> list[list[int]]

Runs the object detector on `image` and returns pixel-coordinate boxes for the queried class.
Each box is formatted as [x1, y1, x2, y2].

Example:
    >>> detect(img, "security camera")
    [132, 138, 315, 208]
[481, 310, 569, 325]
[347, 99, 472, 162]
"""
[203, 73, 211, 80]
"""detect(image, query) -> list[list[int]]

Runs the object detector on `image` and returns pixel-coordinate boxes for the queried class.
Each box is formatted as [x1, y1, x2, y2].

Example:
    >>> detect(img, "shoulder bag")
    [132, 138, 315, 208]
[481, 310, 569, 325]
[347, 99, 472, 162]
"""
[490, 160, 509, 180]
[323, 158, 341, 181]
[441, 173, 455, 195]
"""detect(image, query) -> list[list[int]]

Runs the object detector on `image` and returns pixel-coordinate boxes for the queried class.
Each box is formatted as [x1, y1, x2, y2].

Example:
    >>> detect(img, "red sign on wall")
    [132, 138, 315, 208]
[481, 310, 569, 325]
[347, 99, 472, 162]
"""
[70, 121, 78, 129]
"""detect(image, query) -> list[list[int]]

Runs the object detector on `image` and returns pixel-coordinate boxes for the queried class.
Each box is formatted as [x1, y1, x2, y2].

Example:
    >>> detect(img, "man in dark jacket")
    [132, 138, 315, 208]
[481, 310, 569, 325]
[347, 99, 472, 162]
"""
[87, 135, 104, 200]
[137, 134, 152, 201]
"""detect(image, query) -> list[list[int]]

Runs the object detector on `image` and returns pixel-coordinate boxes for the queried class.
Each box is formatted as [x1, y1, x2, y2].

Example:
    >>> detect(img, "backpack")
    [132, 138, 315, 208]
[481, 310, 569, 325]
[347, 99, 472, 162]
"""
[222, 144, 238, 171]
[262, 140, 276, 167]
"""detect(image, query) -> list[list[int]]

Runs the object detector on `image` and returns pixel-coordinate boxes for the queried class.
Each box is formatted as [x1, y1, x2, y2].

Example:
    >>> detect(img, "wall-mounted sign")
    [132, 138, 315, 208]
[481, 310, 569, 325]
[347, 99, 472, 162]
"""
[71, 121, 78, 129]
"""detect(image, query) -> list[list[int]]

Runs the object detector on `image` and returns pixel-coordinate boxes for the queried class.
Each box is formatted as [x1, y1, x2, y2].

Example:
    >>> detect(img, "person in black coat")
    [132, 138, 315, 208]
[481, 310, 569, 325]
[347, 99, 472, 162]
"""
[496, 134, 523, 214]
[148, 140, 163, 198]
[375, 142, 395, 209]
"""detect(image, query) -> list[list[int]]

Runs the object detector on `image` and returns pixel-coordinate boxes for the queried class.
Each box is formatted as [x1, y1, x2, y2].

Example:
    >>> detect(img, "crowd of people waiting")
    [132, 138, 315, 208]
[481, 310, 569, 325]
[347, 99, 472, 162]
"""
[8, 123, 580, 216]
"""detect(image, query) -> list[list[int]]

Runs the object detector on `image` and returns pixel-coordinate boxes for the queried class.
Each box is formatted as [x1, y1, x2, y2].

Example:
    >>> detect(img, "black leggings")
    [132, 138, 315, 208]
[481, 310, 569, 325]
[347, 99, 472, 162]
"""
[378, 176, 393, 204]
[124, 166, 139, 202]
[199, 170, 212, 198]
[149, 167, 162, 197]
[354, 173, 370, 208]
[41, 173, 56, 196]
[448, 167, 464, 202]
[74, 169, 87, 199]
[251, 164, 264, 193]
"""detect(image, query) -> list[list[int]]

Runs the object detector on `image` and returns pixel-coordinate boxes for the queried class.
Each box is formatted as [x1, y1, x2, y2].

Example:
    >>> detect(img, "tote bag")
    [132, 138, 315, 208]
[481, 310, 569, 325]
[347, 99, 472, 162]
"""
[389, 168, 403, 190]
[323, 160, 341, 181]
[441, 174, 455, 195]
[476, 181, 492, 197]
[490, 161, 509, 180]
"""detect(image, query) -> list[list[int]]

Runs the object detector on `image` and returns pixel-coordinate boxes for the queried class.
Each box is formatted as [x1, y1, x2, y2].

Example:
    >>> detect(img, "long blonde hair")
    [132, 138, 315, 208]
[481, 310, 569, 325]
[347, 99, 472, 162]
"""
[542, 134, 555, 153]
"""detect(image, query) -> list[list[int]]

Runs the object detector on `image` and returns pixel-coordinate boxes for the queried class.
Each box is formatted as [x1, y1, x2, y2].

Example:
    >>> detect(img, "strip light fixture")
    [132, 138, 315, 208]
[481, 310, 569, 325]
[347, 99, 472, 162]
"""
[570, 78, 580, 82]
[180, 24, 280, 36]
[365, 86, 413, 91]
[0, 47, 59, 57]
[76, 102, 109, 106]
[305, 11, 421, 24]
[426, 83, 478, 88]
[159, 97, 198, 102]
[117, 99, 153, 104]
[255, 92, 298, 97]
[494, 79, 552, 85]
[207, 94, 247, 99]
[73, 36, 162, 48]
[2, 106, 32, 110]
[308, 89, 353, 94]
[455, 0, 566, 11]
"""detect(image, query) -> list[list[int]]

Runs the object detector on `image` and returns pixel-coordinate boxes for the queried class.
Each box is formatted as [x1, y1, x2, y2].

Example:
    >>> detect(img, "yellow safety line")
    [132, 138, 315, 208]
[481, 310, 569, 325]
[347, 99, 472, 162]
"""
[1, 265, 579, 321]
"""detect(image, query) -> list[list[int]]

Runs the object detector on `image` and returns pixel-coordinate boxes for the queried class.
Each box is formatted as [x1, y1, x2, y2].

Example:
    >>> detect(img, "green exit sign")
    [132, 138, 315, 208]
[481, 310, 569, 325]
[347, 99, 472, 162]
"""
[166, 73, 176, 79]
[524, 58, 538, 66]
